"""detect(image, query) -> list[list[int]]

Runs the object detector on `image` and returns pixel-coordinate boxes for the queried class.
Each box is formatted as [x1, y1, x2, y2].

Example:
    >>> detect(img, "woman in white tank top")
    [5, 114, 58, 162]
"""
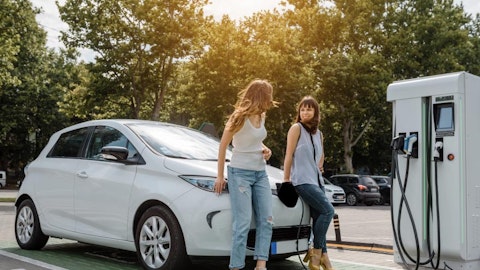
[215, 79, 277, 270]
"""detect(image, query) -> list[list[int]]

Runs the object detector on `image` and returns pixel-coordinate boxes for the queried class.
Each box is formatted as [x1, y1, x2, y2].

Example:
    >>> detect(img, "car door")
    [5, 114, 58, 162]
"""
[37, 127, 90, 232]
[74, 125, 139, 240]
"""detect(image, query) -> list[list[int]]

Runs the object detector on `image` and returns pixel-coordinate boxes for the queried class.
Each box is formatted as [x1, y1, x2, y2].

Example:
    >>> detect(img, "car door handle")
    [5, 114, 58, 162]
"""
[76, 171, 88, 178]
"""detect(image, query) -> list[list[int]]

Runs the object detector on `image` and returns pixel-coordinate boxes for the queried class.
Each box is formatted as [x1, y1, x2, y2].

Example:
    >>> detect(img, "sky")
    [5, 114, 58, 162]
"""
[30, 0, 480, 62]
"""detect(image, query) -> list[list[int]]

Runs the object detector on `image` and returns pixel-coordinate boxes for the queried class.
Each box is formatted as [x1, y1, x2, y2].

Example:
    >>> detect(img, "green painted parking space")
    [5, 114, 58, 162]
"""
[2, 242, 140, 270]
[1, 243, 400, 270]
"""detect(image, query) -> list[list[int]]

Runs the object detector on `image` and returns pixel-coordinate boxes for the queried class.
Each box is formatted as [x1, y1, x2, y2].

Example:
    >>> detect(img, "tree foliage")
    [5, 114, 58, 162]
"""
[0, 0, 71, 179]
[58, 0, 209, 120]
[4, 0, 480, 177]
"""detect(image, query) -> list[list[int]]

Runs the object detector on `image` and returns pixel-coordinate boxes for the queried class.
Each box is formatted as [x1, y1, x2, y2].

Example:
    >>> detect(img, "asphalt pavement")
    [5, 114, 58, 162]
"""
[0, 188, 409, 270]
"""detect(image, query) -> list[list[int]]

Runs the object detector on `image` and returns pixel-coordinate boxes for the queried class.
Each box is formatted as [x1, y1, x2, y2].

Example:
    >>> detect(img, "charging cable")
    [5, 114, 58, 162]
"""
[295, 198, 309, 270]
[390, 136, 436, 270]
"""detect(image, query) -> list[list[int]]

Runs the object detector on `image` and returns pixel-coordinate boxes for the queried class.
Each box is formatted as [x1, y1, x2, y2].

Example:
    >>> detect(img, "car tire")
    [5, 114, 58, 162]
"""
[15, 199, 49, 250]
[346, 193, 358, 206]
[376, 196, 385, 205]
[135, 205, 190, 270]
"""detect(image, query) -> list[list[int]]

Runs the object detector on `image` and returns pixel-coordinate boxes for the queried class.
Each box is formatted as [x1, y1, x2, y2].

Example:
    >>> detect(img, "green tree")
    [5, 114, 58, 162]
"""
[58, 0, 209, 120]
[0, 0, 21, 89]
[285, 0, 392, 173]
[383, 0, 472, 79]
[177, 11, 315, 167]
[0, 0, 70, 180]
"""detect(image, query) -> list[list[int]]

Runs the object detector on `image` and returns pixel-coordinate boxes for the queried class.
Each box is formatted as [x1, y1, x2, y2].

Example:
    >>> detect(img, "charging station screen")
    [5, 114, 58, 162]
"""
[434, 103, 454, 133]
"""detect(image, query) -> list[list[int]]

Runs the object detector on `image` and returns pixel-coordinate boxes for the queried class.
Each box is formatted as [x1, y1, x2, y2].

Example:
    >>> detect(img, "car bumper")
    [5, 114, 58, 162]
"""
[359, 193, 381, 202]
[247, 225, 311, 256]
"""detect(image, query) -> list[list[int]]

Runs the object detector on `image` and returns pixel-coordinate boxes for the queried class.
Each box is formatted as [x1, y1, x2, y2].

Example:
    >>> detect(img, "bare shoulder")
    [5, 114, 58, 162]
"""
[288, 123, 301, 135]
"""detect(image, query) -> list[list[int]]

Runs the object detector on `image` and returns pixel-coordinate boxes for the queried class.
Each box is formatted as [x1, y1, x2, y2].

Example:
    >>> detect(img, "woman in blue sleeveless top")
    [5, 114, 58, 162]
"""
[283, 96, 335, 270]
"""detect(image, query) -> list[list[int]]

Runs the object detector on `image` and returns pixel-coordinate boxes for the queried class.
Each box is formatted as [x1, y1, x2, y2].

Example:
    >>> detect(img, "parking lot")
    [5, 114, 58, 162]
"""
[0, 189, 404, 269]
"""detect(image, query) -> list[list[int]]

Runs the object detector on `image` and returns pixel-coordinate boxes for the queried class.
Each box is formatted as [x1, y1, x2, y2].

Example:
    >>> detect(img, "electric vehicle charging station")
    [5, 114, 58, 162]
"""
[387, 71, 480, 269]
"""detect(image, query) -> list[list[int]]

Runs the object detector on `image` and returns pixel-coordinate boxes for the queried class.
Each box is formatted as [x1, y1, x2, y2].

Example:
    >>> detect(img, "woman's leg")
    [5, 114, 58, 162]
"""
[251, 170, 273, 268]
[295, 184, 334, 258]
[227, 167, 255, 270]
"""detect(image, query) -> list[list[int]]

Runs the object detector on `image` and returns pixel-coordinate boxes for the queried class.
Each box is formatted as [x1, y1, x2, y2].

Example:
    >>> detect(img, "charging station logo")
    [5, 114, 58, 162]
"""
[435, 95, 454, 102]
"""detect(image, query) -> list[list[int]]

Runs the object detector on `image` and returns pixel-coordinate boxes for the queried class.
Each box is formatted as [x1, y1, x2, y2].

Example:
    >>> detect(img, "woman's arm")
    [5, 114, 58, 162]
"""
[215, 127, 234, 195]
[319, 131, 325, 173]
[283, 124, 300, 182]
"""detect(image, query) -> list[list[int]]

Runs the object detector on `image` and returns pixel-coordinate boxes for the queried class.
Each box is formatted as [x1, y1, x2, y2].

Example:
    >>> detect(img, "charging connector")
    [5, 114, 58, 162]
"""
[403, 134, 418, 157]
[391, 135, 405, 152]
[434, 141, 443, 161]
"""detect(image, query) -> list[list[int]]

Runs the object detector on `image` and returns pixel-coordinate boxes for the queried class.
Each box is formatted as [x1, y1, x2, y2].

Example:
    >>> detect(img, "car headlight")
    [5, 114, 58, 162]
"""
[325, 188, 332, 192]
[179, 175, 229, 193]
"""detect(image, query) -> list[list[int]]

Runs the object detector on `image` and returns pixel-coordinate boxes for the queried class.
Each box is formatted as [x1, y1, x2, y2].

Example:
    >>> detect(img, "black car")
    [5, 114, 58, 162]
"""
[329, 174, 381, 206]
[370, 175, 391, 205]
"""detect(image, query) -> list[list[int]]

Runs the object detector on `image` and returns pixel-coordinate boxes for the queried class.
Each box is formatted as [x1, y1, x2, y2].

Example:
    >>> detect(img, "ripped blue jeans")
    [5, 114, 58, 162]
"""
[227, 166, 273, 269]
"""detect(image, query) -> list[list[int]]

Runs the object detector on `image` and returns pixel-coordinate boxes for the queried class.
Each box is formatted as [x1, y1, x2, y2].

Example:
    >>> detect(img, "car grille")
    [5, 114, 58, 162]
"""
[246, 225, 311, 249]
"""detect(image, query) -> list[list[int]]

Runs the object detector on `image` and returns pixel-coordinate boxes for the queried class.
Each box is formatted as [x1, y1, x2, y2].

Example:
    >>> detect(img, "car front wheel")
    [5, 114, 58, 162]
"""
[346, 193, 358, 206]
[135, 205, 190, 270]
[15, 199, 49, 250]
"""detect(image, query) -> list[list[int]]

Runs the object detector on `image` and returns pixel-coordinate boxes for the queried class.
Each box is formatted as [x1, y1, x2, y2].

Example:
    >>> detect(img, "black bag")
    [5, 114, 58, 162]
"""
[276, 182, 298, 207]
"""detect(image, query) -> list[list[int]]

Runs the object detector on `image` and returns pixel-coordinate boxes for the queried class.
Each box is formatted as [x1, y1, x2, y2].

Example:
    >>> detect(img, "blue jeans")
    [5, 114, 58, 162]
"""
[295, 184, 334, 252]
[227, 166, 273, 269]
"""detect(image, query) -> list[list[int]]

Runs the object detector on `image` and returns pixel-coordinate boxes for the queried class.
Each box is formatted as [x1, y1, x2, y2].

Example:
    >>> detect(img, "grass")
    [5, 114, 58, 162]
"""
[0, 197, 15, 203]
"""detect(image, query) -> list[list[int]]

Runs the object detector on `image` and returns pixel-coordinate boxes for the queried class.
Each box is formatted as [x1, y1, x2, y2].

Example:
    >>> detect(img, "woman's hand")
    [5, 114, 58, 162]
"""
[214, 177, 227, 195]
[262, 147, 272, 161]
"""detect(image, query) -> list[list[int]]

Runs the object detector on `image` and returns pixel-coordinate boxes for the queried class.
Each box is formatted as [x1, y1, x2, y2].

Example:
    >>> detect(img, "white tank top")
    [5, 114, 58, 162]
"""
[230, 117, 267, 171]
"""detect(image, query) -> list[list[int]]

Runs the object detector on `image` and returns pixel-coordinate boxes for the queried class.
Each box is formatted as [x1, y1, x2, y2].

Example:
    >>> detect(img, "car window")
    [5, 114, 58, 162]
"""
[332, 177, 346, 185]
[348, 177, 359, 184]
[128, 123, 231, 160]
[48, 127, 90, 158]
[86, 126, 139, 160]
[375, 178, 388, 185]
[360, 176, 376, 185]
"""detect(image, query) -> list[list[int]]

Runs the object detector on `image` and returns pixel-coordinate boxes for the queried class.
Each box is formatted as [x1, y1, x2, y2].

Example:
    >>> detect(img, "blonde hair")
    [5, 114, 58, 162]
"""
[226, 79, 277, 132]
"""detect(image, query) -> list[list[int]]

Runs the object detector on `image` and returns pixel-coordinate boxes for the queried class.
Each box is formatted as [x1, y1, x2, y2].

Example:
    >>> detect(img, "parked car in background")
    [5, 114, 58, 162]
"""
[15, 119, 311, 270]
[0, 171, 6, 188]
[329, 174, 381, 206]
[324, 177, 346, 205]
[370, 175, 391, 205]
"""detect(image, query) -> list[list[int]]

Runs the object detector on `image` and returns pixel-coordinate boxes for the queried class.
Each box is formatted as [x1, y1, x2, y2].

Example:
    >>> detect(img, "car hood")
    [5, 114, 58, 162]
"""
[163, 158, 284, 189]
[324, 184, 345, 192]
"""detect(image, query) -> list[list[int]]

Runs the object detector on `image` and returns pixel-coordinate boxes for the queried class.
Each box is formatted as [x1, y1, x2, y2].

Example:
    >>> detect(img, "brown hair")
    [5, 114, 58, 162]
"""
[295, 96, 320, 134]
[226, 79, 277, 132]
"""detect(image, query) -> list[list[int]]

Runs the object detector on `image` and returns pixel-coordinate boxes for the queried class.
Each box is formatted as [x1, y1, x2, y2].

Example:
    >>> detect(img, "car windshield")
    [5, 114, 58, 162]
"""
[324, 178, 333, 185]
[128, 123, 232, 160]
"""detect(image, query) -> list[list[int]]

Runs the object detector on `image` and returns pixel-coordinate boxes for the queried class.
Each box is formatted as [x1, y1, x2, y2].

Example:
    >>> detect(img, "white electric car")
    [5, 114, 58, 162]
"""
[14, 119, 311, 270]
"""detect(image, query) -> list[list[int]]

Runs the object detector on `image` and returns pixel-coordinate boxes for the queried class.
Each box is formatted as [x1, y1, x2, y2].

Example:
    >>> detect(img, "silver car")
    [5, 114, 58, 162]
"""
[15, 119, 311, 270]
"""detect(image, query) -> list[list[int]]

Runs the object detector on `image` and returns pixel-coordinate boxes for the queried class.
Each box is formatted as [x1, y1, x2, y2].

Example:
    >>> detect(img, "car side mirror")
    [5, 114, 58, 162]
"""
[101, 146, 129, 160]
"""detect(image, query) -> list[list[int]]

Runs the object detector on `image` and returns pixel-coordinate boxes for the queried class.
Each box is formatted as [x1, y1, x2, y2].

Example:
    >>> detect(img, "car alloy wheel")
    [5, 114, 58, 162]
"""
[135, 205, 189, 270]
[15, 199, 49, 250]
[346, 193, 358, 206]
